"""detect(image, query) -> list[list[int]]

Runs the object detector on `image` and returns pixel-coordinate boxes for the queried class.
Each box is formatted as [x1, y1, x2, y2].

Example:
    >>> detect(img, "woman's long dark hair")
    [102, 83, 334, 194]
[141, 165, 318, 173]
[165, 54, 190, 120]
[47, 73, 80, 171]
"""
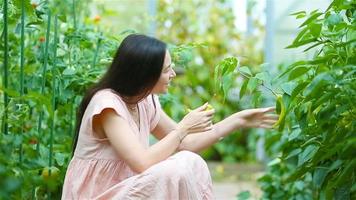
[72, 34, 167, 155]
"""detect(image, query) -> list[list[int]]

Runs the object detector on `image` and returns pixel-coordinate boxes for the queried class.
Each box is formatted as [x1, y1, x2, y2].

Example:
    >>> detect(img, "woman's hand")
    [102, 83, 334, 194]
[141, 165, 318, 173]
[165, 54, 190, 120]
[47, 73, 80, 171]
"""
[177, 103, 215, 135]
[234, 107, 278, 129]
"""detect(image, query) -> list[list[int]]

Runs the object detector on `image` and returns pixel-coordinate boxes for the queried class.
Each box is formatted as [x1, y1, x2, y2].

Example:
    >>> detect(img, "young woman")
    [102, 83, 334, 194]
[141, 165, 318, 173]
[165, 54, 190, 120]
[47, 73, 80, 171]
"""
[62, 34, 278, 200]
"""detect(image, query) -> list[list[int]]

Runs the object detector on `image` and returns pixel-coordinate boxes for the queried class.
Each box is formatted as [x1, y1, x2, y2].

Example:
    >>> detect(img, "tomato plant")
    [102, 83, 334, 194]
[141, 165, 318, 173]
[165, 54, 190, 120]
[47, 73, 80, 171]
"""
[0, 0, 118, 198]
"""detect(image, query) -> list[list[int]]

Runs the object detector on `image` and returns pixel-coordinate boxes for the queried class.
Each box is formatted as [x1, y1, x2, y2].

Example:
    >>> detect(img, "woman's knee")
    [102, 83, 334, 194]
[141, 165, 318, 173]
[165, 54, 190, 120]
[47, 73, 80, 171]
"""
[176, 150, 207, 165]
[176, 151, 211, 178]
[147, 151, 208, 179]
[146, 160, 187, 182]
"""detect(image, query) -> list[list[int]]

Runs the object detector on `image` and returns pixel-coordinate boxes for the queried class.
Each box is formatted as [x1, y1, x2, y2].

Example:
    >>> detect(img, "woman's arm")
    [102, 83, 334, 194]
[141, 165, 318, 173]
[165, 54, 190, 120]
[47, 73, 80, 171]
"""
[100, 108, 182, 173]
[152, 107, 278, 153]
[98, 104, 212, 173]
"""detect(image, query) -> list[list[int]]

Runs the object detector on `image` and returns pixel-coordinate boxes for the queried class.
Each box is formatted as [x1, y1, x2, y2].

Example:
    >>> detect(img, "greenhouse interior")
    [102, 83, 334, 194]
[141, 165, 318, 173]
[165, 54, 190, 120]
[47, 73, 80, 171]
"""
[0, 0, 355, 199]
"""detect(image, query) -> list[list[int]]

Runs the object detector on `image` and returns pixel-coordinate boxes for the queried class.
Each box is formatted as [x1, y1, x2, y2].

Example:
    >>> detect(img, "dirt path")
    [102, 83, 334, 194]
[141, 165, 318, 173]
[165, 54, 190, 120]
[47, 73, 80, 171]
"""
[207, 161, 264, 200]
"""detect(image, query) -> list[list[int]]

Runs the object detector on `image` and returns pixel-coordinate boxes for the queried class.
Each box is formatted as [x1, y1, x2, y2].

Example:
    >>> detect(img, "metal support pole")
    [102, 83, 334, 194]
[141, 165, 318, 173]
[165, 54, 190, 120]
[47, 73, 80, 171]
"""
[147, 0, 157, 36]
[264, 0, 274, 68]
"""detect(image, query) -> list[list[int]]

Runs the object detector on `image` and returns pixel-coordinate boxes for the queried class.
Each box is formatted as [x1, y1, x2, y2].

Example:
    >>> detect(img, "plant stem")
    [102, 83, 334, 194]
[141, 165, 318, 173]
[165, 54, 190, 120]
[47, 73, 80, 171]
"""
[41, 11, 51, 94]
[36, 9, 52, 153]
[92, 32, 102, 68]
[49, 15, 58, 169]
[72, 0, 77, 29]
[2, 0, 9, 135]
[237, 68, 278, 97]
[69, 99, 74, 136]
[19, 0, 25, 166]
[46, 17, 58, 200]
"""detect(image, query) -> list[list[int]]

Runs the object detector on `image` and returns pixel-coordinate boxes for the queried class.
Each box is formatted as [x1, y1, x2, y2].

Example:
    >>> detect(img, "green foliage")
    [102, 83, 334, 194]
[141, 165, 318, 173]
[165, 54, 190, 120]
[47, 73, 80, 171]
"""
[226, 1, 355, 198]
[258, 1, 356, 199]
[237, 190, 251, 200]
[156, 0, 265, 161]
[2, 0, 266, 197]
[214, 57, 239, 100]
[0, 0, 119, 198]
[4, 0, 353, 199]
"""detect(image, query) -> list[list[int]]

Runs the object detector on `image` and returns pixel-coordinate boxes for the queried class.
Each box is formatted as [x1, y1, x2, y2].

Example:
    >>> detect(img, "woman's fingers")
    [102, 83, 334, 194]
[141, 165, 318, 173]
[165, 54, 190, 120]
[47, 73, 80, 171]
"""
[191, 118, 212, 129]
[203, 109, 215, 117]
[195, 115, 212, 125]
[194, 102, 208, 111]
[262, 107, 275, 113]
[263, 114, 279, 120]
[263, 119, 278, 125]
[182, 103, 215, 134]
[190, 118, 213, 128]
[259, 124, 274, 129]
[189, 124, 213, 133]
[201, 120, 213, 127]
[203, 125, 213, 131]
[194, 108, 214, 122]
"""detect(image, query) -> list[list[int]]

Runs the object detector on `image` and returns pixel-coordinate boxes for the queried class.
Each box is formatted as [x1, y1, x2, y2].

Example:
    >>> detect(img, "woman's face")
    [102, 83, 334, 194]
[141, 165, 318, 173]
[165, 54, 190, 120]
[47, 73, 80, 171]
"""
[151, 50, 176, 94]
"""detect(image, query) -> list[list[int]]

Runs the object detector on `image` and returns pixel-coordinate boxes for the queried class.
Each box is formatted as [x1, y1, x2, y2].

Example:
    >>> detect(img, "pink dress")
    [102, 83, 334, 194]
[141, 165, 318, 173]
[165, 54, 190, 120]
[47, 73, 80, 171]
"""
[62, 89, 213, 200]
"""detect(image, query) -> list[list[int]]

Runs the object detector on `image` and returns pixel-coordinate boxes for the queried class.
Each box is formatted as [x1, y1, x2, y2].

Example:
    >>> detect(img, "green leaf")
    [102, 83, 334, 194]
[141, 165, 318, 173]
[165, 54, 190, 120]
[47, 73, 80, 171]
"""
[328, 160, 343, 172]
[309, 23, 322, 38]
[12, 0, 36, 18]
[281, 82, 297, 95]
[325, 181, 335, 200]
[277, 61, 307, 78]
[237, 191, 251, 200]
[296, 13, 306, 19]
[288, 129, 301, 141]
[255, 71, 272, 87]
[239, 79, 249, 99]
[268, 157, 281, 166]
[214, 63, 220, 91]
[252, 91, 262, 107]
[247, 77, 259, 92]
[288, 66, 310, 81]
[255, 72, 266, 82]
[333, 160, 356, 187]
[222, 74, 233, 99]
[291, 81, 309, 100]
[290, 27, 308, 46]
[287, 165, 309, 182]
[303, 41, 323, 52]
[239, 66, 252, 77]
[311, 92, 334, 111]
[334, 184, 351, 200]
[285, 148, 302, 159]
[304, 73, 333, 100]
[313, 168, 328, 189]
[0, 87, 20, 97]
[301, 137, 319, 148]
[299, 11, 323, 28]
[290, 11, 306, 16]
[63, 67, 76, 75]
[224, 57, 238, 74]
[307, 56, 333, 65]
[295, 181, 304, 191]
[298, 145, 318, 166]
[213, 57, 238, 95]
[286, 38, 318, 49]
[54, 153, 66, 166]
[58, 14, 67, 22]
[335, 38, 356, 47]
[220, 62, 228, 76]
[326, 13, 342, 26]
